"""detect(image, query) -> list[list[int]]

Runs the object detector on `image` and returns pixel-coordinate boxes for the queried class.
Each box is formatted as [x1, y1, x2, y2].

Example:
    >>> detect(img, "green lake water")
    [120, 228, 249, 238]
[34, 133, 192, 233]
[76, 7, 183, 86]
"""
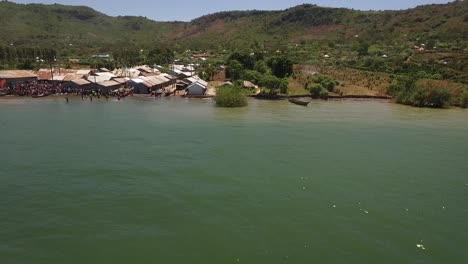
[1, 97, 467, 264]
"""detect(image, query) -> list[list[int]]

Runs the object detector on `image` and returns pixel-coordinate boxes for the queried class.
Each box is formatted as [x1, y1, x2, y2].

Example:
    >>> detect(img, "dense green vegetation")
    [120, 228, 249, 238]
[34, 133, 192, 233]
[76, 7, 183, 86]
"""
[460, 90, 468, 108]
[387, 76, 456, 108]
[225, 51, 291, 94]
[306, 74, 339, 99]
[214, 85, 248, 107]
[0, 46, 57, 70]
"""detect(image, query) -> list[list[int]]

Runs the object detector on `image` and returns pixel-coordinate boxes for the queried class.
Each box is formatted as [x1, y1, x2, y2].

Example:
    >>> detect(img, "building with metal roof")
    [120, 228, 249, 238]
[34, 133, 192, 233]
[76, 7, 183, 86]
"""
[0, 70, 38, 86]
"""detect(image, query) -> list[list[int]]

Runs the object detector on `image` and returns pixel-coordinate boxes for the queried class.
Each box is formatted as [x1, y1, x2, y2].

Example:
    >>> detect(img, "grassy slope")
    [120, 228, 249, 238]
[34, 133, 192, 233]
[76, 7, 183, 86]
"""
[1, 1, 467, 51]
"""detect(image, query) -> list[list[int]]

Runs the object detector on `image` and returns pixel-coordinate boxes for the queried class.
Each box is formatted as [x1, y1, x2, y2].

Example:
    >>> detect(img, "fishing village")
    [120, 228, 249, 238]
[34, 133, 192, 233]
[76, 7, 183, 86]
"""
[1, 1, 468, 264]
[0, 63, 219, 100]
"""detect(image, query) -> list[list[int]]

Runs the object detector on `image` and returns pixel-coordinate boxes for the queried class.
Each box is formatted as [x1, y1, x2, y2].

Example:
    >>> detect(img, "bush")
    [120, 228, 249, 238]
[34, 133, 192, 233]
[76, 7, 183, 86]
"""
[390, 76, 453, 108]
[254, 61, 270, 74]
[258, 74, 288, 94]
[461, 91, 468, 108]
[243, 70, 262, 84]
[319, 90, 329, 99]
[425, 88, 452, 108]
[214, 86, 247, 108]
[312, 74, 339, 92]
[267, 56, 293, 78]
[227, 60, 244, 81]
[309, 83, 323, 98]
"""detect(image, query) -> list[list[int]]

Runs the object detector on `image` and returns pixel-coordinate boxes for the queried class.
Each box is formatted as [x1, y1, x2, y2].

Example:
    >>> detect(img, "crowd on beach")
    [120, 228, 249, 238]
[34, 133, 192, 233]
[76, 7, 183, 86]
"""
[2, 81, 64, 96]
[0, 81, 133, 99]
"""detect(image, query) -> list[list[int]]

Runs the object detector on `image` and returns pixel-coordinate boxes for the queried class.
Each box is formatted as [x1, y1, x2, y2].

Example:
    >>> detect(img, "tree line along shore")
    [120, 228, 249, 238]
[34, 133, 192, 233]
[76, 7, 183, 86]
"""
[1, 49, 467, 109]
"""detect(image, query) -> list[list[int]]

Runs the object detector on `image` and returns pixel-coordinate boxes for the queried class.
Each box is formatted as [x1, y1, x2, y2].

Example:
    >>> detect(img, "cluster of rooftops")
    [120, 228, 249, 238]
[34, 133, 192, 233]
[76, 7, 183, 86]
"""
[0, 64, 210, 95]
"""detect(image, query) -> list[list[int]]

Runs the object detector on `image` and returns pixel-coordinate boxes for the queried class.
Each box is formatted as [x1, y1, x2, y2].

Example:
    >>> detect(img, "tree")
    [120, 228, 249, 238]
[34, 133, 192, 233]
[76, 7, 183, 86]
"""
[228, 51, 255, 69]
[309, 83, 323, 98]
[227, 60, 244, 81]
[215, 85, 248, 108]
[461, 91, 468, 108]
[312, 74, 339, 92]
[254, 60, 269, 74]
[258, 74, 288, 94]
[357, 41, 370, 56]
[243, 70, 262, 84]
[267, 56, 293, 78]
[147, 48, 174, 66]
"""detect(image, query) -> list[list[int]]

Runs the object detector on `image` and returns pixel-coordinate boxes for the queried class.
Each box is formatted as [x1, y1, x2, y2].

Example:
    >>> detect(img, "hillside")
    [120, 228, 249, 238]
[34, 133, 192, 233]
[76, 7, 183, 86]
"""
[1, 1, 467, 82]
[0, 2, 184, 51]
[1, 1, 467, 51]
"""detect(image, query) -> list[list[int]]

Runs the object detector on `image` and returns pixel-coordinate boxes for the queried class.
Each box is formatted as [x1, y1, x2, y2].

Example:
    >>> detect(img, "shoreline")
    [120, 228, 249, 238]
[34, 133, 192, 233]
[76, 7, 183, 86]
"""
[1, 94, 391, 101]
[252, 94, 392, 100]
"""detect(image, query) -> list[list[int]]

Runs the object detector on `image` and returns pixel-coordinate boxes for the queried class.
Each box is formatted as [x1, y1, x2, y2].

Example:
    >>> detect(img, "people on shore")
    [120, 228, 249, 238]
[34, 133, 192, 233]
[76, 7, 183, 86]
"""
[2, 81, 133, 100]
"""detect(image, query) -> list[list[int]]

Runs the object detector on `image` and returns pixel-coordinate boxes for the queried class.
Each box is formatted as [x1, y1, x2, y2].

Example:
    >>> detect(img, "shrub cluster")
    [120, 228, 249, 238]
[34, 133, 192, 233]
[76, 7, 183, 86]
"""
[388, 76, 453, 108]
[461, 90, 468, 108]
[214, 85, 248, 108]
[306, 74, 339, 99]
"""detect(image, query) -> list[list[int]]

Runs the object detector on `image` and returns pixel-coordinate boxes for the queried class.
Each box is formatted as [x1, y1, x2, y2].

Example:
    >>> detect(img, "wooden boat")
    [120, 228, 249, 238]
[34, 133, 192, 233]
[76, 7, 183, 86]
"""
[289, 98, 310, 106]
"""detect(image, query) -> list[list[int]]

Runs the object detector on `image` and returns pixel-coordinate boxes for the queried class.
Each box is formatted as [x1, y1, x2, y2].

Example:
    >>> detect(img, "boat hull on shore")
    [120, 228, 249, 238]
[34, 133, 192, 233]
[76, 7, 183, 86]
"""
[289, 98, 310, 106]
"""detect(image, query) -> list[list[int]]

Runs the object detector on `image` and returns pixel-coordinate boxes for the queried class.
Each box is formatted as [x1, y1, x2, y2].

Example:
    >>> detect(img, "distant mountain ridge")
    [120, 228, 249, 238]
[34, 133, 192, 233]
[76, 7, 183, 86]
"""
[0, 1, 467, 52]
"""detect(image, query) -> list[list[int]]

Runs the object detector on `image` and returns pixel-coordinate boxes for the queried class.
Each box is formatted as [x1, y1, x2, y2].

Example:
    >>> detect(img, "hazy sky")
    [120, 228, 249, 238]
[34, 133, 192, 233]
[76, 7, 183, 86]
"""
[10, 0, 454, 21]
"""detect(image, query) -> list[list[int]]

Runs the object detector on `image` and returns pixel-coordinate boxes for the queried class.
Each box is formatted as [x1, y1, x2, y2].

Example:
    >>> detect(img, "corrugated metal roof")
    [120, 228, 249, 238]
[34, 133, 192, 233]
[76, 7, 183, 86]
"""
[112, 69, 141, 78]
[161, 73, 176, 80]
[95, 72, 117, 78]
[88, 75, 112, 83]
[53, 75, 65, 81]
[140, 76, 170, 86]
[76, 69, 92, 75]
[35, 69, 82, 81]
[63, 74, 85, 82]
[71, 79, 91, 86]
[99, 80, 121, 87]
[112, 78, 128, 84]
[130, 78, 145, 84]
[0, 70, 38, 79]
[186, 76, 207, 87]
